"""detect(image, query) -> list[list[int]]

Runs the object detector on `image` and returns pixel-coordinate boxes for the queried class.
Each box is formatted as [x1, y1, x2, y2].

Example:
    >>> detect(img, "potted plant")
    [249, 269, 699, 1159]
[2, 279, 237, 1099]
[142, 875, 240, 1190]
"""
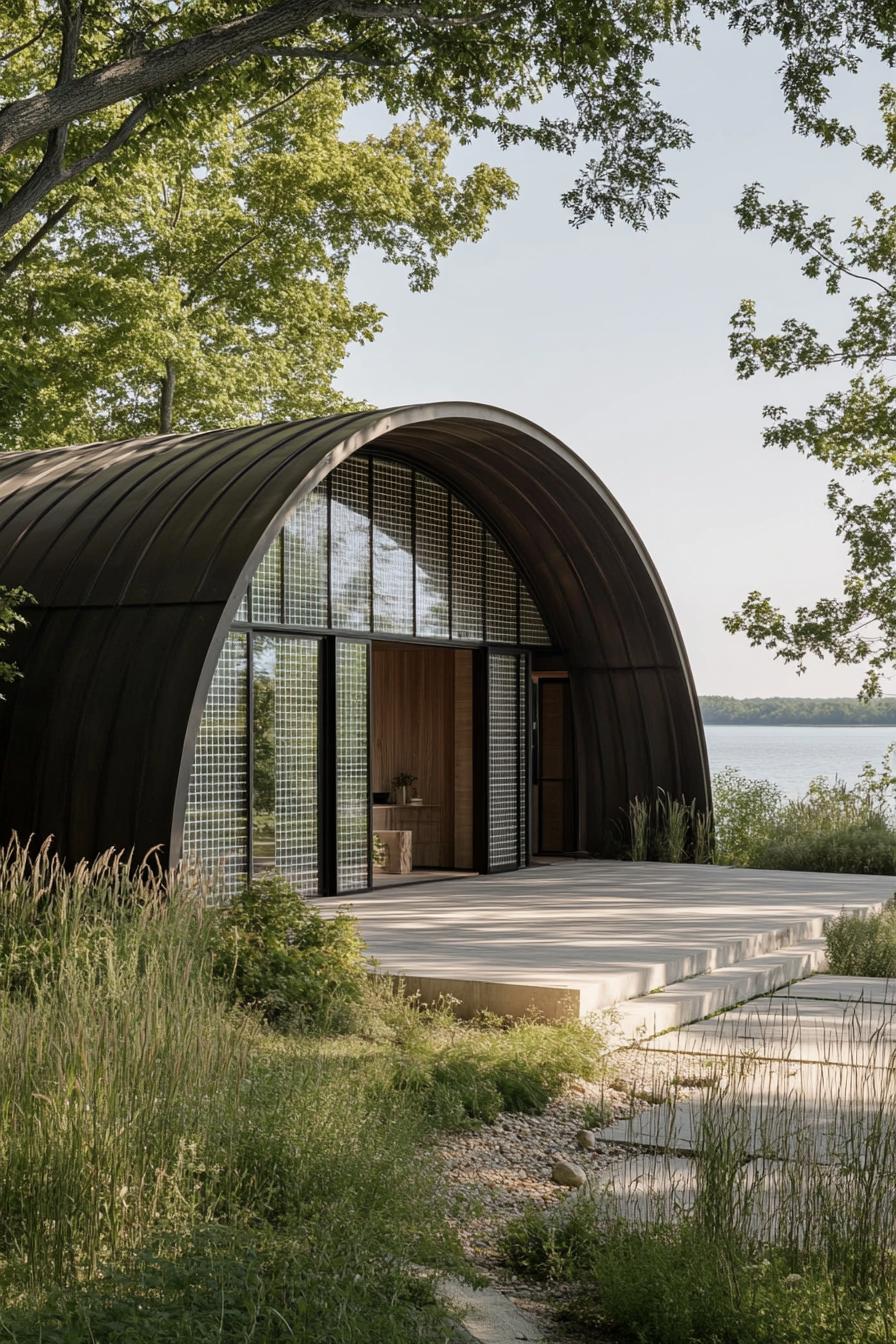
[391, 771, 417, 806]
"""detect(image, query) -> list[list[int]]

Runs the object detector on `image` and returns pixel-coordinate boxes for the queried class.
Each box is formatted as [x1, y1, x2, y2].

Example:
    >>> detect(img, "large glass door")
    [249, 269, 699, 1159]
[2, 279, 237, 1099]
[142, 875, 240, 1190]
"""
[485, 650, 530, 872]
[335, 638, 371, 893]
[250, 634, 319, 892]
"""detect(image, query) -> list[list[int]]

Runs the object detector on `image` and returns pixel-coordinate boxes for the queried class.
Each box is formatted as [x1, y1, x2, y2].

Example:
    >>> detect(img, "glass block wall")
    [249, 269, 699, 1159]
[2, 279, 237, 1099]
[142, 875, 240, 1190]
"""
[183, 451, 552, 897]
[252, 635, 318, 893]
[336, 640, 370, 892]
[238, 455, 552, 647]
[488, 651, 526, 870]
[181, 631, 248, 899]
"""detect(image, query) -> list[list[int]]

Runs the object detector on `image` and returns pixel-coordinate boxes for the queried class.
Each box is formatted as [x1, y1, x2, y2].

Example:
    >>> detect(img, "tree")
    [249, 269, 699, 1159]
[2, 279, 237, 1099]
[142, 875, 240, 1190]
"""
[0, 81, 513, 446]
[2, 0, 895, 282]
[726, 86, 896, 699]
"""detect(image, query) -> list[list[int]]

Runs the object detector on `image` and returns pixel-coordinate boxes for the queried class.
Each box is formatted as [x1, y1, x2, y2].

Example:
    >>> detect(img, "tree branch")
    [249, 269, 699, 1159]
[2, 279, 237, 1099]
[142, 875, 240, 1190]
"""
[0, 0, 330, 156]
[807, 240, 894, 295]
[0, 18, 51, 66]
[330, 1, 502, 27]
[0, 95, 154, 239]
[184, 229, 263, 307]
[0, 191, 79, 282]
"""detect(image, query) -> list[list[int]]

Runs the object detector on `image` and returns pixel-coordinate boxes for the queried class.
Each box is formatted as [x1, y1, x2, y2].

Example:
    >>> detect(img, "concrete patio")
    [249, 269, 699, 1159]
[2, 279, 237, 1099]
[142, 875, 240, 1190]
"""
[331, 860, 895, 1024]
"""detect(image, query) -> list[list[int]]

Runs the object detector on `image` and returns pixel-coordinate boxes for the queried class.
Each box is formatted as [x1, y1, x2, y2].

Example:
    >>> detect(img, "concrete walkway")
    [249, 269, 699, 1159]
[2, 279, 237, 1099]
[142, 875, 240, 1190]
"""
[331, 861, 893, 1020]
[589, 973, 896, 1227]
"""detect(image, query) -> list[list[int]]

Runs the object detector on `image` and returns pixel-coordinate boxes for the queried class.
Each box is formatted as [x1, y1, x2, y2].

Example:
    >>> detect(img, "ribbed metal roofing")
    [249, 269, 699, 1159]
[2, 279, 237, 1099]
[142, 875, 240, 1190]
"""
[0, 403, 709, 863]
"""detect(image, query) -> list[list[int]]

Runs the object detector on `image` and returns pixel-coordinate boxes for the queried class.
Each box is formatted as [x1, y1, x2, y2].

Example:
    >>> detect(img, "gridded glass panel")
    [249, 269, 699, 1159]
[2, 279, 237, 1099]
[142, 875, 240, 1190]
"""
[284, 483, 328, 628]
[414, 474, 449, 638]
[488, 652, 520, 870]
[451, 498, 483, 641]
[234, 590, 249, 622]
[251, 533, 282, 624]
[182, 631, 248, 900]
[520, 582, 551, 646]
[336, 640, 369, 892]
[331, 458, 371, 630]
[485, 534, 518, 643]
[518, 658, 529, 861]
[372, 460, 413, 634]
[252, 636, 319, 892]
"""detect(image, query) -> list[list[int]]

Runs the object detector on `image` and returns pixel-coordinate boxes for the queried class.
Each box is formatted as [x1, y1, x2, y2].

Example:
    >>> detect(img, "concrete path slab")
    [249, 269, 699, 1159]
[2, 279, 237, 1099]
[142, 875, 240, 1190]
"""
[586, 1154, 698, 1222]
[331, 860, 891, 1019]
[438, 1277, 545, 1343]
[611, 940, 827, 1044]
[582, 1156, 896, 1242]
[772, 974, 896, 1005]
[646, 995, 896, 1067]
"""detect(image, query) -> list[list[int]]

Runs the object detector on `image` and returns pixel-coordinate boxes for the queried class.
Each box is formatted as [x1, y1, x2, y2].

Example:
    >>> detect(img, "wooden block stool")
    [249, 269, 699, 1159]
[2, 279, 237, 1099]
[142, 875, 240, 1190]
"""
[374, 829, 413, 875]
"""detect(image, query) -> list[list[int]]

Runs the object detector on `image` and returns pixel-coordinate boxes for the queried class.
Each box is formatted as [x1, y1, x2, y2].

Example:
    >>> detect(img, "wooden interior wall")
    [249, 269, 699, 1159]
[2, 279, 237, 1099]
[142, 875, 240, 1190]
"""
[453, 650, 474, 869]
[372, 644, 456, 867]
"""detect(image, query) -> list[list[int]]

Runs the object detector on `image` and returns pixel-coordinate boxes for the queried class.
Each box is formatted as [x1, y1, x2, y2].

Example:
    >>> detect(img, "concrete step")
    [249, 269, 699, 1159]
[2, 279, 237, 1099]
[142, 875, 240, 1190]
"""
[608, 939, 827, 1045]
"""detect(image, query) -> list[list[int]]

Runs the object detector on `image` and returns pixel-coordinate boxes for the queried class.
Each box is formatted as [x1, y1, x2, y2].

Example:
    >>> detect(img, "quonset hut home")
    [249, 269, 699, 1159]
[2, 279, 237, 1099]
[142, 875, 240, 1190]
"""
[0, 404, 709, 896]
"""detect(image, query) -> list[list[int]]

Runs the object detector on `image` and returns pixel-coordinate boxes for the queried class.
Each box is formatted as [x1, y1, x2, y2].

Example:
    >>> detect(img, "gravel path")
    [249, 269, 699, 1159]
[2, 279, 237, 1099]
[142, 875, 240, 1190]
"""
[435, 1048, 707, 1340]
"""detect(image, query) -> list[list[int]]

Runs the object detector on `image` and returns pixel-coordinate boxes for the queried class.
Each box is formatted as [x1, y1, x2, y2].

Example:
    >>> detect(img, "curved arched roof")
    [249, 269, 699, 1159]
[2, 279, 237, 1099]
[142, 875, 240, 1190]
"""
[0, 403, 709, 863]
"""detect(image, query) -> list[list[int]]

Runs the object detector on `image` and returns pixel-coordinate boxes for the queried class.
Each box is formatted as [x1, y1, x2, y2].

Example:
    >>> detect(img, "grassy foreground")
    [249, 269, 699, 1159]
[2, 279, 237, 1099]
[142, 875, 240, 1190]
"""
[503, 1030, 896, 1344]
[0, 842, 605, 1343]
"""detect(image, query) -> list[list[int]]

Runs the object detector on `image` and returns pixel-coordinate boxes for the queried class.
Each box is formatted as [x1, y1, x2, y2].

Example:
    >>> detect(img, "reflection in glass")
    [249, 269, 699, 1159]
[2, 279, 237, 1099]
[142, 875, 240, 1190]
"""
[252, 635, 319, 891]
[243, 454, 552, 647]
[451, 498, 483, 641]
[336, 640, 369, 892]
[415, 475, 449, 638]
[252, 533, 282, 624]
[182, 631, 248, 899]
[285, 483, 328, 627]
[485, 534, 518, 643]
[373, 460, 413, 634]
[331, 458, 371, 630]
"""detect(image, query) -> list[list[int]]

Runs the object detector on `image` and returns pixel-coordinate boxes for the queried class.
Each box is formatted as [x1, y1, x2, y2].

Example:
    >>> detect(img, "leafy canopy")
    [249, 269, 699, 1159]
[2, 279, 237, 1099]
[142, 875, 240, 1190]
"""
[1, 0, 895, 279]
[0, 81, 513, 445]
[727, 86, 896, 698]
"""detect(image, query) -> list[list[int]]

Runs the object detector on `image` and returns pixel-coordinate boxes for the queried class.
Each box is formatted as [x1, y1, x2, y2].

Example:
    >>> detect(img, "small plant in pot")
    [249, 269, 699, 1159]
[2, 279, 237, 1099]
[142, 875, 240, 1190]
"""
[391, 772, 417, 805]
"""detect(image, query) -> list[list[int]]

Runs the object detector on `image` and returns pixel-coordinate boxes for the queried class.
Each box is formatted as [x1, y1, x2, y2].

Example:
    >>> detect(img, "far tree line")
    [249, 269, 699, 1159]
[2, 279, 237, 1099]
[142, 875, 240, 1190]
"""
[701, 697, 896, 727]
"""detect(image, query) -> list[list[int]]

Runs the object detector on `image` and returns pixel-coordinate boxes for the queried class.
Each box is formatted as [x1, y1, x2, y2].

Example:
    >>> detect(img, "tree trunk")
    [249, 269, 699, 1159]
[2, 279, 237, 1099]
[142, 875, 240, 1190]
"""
[159, 359, 176, 434]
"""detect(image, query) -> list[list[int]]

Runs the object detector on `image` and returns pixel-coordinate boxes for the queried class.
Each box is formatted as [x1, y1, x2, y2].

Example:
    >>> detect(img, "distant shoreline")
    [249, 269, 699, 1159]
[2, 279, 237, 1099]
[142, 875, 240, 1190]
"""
[700, 696, 896, 728]
[703, 721, 896, 728]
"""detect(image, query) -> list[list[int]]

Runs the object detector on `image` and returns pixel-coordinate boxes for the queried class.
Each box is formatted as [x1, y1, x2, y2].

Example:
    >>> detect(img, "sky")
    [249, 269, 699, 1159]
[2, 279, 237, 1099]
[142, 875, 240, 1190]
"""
[337, 23, 890, 700]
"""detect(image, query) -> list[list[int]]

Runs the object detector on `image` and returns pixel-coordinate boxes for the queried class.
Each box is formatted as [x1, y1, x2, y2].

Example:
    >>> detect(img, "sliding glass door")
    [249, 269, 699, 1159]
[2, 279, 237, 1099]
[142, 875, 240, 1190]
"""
[335, 639, 371, 893]
[485, 650, 530, 872]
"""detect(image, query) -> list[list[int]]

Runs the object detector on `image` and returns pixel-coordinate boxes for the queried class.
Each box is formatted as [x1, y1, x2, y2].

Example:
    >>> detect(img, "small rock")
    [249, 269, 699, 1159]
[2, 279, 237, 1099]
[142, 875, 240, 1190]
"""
[551, 1159, 587, 1188]
[576, 1129, 597, 1151]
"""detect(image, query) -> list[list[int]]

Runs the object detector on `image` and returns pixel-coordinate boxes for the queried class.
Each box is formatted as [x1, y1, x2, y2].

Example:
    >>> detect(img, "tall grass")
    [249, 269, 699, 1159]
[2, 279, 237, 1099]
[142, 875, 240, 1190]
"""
[503, 1022, 896, 1342]
[624, 791, 713, 864]
[0, 841, 465, 1342]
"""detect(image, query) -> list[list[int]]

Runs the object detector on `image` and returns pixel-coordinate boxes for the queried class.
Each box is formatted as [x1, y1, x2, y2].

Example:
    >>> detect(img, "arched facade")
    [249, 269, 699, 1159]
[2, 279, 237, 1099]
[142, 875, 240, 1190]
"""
[0, 404, 709, 890]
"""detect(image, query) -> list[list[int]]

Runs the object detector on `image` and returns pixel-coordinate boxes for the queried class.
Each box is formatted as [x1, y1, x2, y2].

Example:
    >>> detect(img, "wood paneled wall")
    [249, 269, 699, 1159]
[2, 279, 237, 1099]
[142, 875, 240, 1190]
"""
[372, 643, 456, 867]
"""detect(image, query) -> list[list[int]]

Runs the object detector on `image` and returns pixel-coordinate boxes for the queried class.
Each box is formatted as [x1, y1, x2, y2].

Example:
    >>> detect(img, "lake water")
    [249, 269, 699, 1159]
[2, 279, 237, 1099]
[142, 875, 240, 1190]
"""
[704, 725, 896, 797]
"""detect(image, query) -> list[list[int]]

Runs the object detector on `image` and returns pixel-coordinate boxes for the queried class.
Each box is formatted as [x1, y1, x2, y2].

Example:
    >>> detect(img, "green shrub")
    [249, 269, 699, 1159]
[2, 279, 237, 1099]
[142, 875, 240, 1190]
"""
[213, 873, 368, 1028]
[753, 821, 896, 875]
[708, 763, 896, 874]
[711, 767, 784, 867]
[826, 898, 896, 976]
[390, 1009, 606, 1128]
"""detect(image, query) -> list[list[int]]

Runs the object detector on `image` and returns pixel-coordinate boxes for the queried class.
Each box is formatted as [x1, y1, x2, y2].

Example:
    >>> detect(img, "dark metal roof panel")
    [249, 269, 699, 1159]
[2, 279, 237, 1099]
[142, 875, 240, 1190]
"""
[0, 403, 709, 863]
